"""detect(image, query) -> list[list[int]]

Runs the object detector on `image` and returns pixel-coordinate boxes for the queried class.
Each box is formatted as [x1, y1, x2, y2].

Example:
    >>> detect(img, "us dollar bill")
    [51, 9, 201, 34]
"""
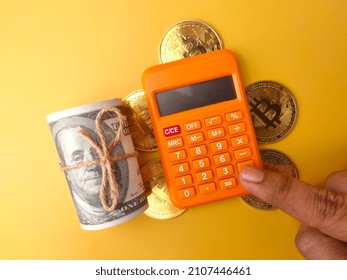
[46, 98, 148, 230]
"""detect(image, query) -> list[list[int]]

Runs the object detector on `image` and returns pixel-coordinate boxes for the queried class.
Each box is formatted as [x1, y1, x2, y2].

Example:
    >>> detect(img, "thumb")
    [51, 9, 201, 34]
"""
[239, 166, 347, 242]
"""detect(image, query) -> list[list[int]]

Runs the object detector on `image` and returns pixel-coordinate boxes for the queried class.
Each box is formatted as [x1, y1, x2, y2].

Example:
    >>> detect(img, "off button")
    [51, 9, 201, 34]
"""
[184, 120, 201, 132]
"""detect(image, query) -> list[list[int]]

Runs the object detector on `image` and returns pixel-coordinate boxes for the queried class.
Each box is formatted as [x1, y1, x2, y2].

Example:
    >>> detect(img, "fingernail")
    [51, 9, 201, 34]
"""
[240, 166, 265, 183]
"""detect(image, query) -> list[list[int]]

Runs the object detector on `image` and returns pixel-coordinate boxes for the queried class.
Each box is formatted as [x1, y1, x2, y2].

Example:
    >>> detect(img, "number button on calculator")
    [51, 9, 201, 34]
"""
[167, 110, 257, 207]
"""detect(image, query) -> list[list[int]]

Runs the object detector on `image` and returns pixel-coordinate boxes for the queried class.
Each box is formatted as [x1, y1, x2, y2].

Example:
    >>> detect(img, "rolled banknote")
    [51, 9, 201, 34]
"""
[46, 98, 148, 230]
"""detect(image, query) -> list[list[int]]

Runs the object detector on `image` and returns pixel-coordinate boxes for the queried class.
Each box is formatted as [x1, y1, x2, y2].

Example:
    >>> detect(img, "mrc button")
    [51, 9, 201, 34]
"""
[166, 137, 183, 149]
[163, 125, 181, 137]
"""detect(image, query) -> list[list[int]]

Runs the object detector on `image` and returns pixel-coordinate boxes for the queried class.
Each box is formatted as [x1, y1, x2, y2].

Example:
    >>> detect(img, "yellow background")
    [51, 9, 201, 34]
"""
[1, 0, 346, 259]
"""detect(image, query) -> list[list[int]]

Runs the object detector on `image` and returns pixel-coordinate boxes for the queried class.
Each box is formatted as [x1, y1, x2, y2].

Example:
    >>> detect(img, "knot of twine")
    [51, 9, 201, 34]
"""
[61, 106, 135, 212]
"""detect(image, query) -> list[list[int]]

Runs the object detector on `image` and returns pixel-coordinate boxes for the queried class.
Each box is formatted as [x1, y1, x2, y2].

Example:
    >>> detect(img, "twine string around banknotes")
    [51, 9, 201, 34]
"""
[60, 106, 135, 212]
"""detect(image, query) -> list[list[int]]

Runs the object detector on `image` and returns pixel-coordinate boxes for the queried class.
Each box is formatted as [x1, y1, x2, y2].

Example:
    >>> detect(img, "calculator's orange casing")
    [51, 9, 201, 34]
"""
[142, 49, 262, 208]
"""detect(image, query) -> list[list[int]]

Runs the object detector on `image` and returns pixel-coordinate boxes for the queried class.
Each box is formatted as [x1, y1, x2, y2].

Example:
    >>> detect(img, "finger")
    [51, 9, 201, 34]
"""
[295, 170, 347, 259]
[239, 166, 347, 241]
[296, 171, 347, 260]
[295, 224, 347, 260]
[324, 170, 347, 193]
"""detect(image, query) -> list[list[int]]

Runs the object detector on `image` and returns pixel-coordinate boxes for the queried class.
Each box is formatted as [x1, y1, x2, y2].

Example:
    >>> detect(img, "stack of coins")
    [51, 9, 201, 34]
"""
[122, 89, 158, 152]
[140, 159, 186, 219]
[123, 20, 223, 219]
[123, 90, 184, 219]
[123, 19, 299, 214]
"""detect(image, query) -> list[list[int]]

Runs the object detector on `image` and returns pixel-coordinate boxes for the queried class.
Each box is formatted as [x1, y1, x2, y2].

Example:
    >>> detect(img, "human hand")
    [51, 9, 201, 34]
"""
[239, 166, 347, 259]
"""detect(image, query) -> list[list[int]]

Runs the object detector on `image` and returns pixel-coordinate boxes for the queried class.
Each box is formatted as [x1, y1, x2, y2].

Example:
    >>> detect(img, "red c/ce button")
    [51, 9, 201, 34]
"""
[163, 125, 181, 137]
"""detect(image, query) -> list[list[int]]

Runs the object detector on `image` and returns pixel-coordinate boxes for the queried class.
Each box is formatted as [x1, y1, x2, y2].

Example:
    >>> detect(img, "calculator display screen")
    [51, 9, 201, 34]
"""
[156, 76, 236, 117]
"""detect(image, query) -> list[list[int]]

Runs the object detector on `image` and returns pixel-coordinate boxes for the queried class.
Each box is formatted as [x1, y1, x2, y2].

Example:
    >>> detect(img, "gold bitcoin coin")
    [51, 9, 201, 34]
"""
[122, 90, 158, 152]
[241, 149, 299, 210]
[246, 81, 297, 143]
[159, 19, 222, 63]
[141, 159, 186, 219]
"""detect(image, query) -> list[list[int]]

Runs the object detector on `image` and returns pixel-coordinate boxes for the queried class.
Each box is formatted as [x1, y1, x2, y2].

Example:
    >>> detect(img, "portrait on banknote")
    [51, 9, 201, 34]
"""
[47, 99, 148, 230]
[51, 115, 129, 225]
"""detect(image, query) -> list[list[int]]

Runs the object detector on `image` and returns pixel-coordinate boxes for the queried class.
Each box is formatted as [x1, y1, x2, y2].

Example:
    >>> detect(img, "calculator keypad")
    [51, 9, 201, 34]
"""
[166, 111, 255, 205]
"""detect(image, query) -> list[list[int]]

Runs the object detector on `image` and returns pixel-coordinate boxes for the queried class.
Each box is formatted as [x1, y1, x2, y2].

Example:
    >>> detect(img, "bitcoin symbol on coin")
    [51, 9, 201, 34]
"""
[246, 81, 297, 143]
[159, 20, 222, 63]
[176, 34, 207, 58]
[250, 97, 282, 129]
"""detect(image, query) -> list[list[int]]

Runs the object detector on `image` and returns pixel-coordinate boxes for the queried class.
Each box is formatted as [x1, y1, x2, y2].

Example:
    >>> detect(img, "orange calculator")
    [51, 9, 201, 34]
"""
[142, 49, 262, 208]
